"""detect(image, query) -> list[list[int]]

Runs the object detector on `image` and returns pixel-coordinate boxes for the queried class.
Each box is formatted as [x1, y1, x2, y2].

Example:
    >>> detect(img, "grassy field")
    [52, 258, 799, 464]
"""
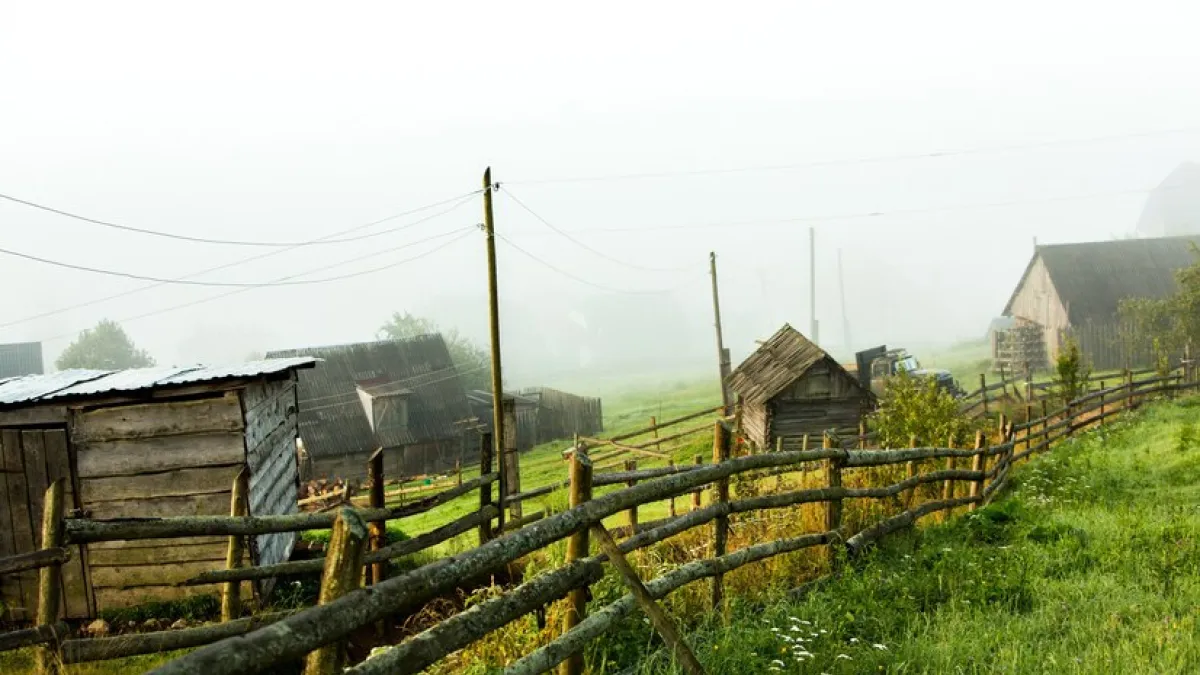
[613, 397, 1200, 674]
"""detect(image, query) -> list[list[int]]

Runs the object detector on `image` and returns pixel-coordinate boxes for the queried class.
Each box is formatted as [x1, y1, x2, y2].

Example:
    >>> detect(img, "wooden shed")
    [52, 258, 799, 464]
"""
[727, 324, 875, 450]
[267, 336, 472, 481]
[0, 357, 314, 620]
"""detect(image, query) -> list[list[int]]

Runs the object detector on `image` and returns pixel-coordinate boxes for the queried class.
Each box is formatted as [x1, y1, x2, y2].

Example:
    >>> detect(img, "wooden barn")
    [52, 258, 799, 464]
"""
[1001, 235, 1200, 370]
[727, 324, 875, 450]
[0, 357, 314, 619]
[465, 387, 603, 451]
[267, 336, 472, 481]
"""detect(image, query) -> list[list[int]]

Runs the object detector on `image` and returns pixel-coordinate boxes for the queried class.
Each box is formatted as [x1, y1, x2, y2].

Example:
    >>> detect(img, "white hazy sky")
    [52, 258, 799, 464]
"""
[3, 1, 1200, 385]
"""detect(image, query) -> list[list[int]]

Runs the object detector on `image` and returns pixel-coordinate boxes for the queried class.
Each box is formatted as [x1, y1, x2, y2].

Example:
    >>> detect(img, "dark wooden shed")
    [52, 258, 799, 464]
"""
[727, 324, 875, 450]
[267, 335, 472, 481]
[0, 358, 314, 619]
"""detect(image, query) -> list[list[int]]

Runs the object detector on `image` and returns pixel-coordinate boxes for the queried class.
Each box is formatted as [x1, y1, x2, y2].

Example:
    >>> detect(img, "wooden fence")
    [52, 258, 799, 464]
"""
[1, 370, 1194, 674]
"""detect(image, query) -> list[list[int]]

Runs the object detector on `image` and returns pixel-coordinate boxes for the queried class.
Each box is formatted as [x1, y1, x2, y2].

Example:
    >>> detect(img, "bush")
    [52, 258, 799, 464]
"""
[1053, 336, 1091, 404]
[871, 370, 973, 448]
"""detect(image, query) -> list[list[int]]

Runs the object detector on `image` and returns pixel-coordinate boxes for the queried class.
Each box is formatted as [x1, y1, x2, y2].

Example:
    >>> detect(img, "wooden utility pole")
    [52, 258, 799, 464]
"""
[809, 228, 818, 344]
[837, 248, 850, 353]
[709, 252, 733, 414]
[483, 167, 507, 521]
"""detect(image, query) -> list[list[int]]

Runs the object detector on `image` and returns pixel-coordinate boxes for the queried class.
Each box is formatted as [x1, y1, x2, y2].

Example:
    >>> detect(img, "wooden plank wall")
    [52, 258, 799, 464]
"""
[242, 376, 300, 586]
[73, 392, 247, 611]
[766, 362, 871, 446]
[0, 428, 91, 620]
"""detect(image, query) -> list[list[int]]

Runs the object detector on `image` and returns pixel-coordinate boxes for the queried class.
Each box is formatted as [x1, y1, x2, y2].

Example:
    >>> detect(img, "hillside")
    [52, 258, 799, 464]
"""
[620, 398, 1200, 674]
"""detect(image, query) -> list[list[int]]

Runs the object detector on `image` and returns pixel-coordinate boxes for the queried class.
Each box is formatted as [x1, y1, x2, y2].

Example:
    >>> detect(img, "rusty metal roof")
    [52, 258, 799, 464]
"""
[0, 358, 316, 407]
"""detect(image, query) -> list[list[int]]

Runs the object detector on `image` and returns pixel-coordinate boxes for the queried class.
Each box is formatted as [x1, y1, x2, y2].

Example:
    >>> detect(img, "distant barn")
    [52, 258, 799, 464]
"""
[466, 387, 602, 451]
[267, 336, 472, 480]
[0, 342, 43, 380]
[0, 358, 313, 619]
[728, 324, 876, 451]
[1001, 236, 1200, 370]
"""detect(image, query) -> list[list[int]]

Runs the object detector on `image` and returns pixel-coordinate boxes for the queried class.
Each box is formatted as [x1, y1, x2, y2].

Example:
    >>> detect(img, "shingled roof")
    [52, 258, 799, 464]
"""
[727, 324, 865, 406]
[266, 335, 469, 459]
[1002, 236, 1200, 324]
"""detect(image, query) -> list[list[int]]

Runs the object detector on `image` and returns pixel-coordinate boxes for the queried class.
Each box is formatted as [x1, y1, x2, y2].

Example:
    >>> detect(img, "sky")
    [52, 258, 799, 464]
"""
[3, 1, 1200, 388]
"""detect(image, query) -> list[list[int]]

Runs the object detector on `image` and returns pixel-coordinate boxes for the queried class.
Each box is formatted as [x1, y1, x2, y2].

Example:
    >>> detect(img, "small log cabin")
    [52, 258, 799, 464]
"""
[727, 324, 876, 450]
[0, 357, 314, 620]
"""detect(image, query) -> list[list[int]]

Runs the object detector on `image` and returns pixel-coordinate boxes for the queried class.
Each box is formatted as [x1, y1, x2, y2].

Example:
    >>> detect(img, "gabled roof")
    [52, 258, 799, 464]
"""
[727, 324, 866, 406]
[1137, 162, 1200, 237]
[266, 335, 469, 458]
[0, 358, 316, 408]
[1002, 236, 1200, 323]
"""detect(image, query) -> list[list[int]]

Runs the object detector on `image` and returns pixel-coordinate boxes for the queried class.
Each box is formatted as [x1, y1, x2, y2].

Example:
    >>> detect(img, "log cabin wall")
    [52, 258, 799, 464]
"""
[71, 391, 252, 611]
[765, 360, 870, 445]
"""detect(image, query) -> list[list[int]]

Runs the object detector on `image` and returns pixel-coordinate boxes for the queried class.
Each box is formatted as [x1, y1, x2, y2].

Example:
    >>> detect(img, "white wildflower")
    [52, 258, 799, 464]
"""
[837, 654, 853, 660]
[873, 643, 888, 650]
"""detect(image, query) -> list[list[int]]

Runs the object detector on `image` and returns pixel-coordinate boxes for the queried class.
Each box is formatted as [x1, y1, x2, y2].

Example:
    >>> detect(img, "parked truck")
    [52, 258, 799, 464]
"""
[852, 345, 964, 398]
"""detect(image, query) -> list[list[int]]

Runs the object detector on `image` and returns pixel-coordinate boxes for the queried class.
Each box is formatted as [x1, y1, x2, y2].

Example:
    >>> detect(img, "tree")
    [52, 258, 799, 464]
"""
[56, 319, 156, 371]
[1053, 335, 1092, 403]
[377, 312, 491, 391]
[1118, 245, 1200, 371]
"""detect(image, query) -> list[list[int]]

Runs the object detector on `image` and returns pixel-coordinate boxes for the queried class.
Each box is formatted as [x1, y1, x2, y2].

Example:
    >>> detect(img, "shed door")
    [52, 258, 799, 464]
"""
[0, 428, 93, 621]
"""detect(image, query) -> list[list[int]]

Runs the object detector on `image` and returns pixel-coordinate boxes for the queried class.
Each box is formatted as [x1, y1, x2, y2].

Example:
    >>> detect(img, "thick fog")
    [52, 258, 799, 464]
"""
[3, 1, 1200, 388]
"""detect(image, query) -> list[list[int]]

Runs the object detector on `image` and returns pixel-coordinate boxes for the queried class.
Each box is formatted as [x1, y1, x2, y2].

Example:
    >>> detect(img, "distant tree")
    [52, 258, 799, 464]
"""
[378, 312, 491, 391]
[56, 319, 156, 371]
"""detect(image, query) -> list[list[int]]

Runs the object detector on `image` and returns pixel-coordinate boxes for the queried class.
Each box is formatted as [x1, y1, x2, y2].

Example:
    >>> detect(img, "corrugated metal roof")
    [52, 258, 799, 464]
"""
[0, 358, 316, 407]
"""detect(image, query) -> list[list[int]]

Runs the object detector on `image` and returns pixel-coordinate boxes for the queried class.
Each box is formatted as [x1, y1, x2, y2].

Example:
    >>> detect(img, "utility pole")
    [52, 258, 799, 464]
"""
[710, 252, 733, 414]
[809, 228, 819, 344]
[482, 168, 506, 530]
[838, 248, 850, 354]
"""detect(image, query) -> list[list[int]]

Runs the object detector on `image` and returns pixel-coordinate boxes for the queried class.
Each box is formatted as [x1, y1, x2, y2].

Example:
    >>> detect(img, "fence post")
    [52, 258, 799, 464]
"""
[668, 460, 677, 517]
[1098, 381, 1106, 426]
[980, 373, 989, 416]
[34, 478, 65, 675]
[650, 416, 661, 456]
[941, 434, 956, 522]
[503, 397, 522, 521]
[1040, 399, 1049, 449]
[858, 421, 866, 450]
[903, 434, 918, 509]
[625, 459, 639, 531]
[968, 430, 986, 511]
[303, 508, 368, 675]
[561, 445, 593, 675]
[774, 437, 784, 491]
[1125, 369, 1134, 411]
[823, 433, 843, 569]
[478, 432, 494, 547]
[455, 459, 462, 487]
[221, 469, 248, 623]
[711, 420, 731, 613]
[367, 449, 386, 586]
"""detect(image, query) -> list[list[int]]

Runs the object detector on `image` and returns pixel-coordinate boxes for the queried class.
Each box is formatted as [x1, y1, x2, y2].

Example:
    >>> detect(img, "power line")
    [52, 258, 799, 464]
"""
[536, 186, 1155, 236]
[505, 126, 1200, 185]
[0, 189, 483, 247]
[0, 191, 480, 331]
[39, 227, 477, 344]
[0, 227, 473, 288]
[495, 233, 700, 295]
[497, 186, 692, 273]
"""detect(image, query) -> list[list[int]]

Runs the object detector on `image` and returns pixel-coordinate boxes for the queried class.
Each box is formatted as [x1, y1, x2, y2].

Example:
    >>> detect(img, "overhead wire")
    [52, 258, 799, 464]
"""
[37, 225, 479, 344]
[494, 233, 702, 295]
[504, 125, 1200, 185]
[0, 189, 482, 247]
[530, 186, 1156, 236]
[0, 190, 480, 331]
[496, 185, 692, 273]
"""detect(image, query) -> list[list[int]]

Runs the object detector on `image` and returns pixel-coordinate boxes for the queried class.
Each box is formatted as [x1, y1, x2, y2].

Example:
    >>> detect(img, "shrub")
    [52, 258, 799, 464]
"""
[1053, 336, 1091, 404]
[871, 370, 973, 449]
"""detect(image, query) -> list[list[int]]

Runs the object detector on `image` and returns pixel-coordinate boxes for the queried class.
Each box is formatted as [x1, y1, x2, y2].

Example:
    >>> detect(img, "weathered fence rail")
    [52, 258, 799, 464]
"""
[2, 372, 1194, 675]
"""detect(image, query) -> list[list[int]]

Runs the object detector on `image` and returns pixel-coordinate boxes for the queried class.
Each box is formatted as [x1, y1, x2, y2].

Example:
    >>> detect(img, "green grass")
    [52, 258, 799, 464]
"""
[612, 397, 1200, 674]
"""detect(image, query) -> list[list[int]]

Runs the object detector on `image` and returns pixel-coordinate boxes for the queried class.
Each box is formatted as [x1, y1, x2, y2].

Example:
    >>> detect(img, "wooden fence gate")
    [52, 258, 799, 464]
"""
[0, 428, 92, 621]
